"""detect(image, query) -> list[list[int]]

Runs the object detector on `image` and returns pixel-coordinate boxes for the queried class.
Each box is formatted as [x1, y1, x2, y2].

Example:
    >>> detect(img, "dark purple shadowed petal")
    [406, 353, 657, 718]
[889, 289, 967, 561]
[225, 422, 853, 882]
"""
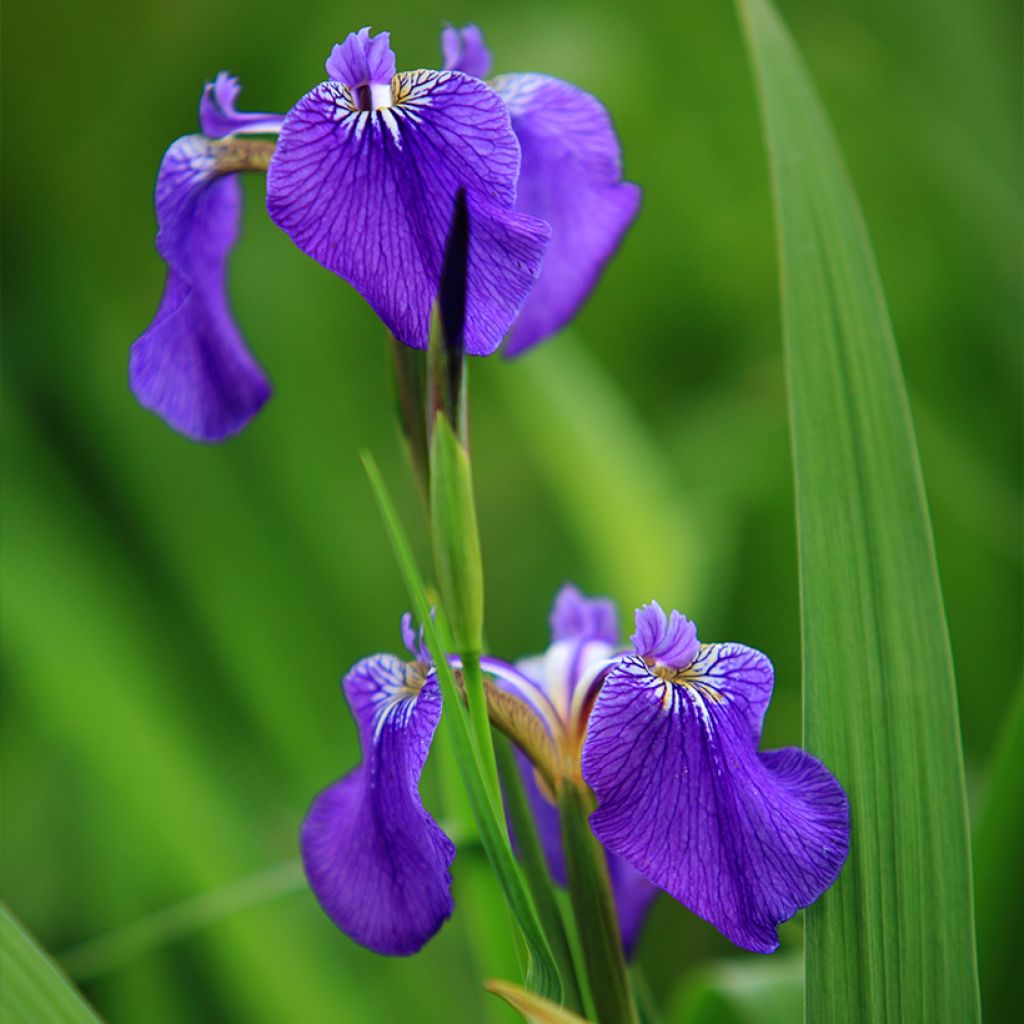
[130, 135, 271, 442]
[441, 24, 493, 79]
[607, 853, 659, 958]
[631, 600, 699, 669]
[327, 27, 397, 88]
[301, 654, 455, 955]
[510, 750, 656, 957]
[514, 747, 566, 885]
[492, 74, 640, 357]
[199, 72, 284, 138]
[550, 583, 619, 644]
[582, 654, 849, 954]
[266, 70, 550, 355]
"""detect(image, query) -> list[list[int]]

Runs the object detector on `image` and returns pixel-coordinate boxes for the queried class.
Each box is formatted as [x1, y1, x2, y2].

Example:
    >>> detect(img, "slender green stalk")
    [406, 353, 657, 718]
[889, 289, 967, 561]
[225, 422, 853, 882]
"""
[361, 452, 563, 1001]
[495, 734, 585, 1013]
[557, 782, 639, 1024]
[389, 336, 430, 505]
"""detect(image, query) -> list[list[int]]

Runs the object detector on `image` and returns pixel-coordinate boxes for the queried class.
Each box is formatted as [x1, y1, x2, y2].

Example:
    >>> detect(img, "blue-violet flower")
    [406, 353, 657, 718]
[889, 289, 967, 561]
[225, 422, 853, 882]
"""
[130, 25, 639, 441]
[302, 585, 849, 956]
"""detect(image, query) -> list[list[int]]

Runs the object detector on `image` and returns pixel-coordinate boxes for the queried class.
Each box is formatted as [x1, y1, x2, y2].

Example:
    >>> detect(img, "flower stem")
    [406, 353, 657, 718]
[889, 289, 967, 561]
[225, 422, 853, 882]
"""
[494, 734, 587, 1013]
[557, 781, 639, 1024]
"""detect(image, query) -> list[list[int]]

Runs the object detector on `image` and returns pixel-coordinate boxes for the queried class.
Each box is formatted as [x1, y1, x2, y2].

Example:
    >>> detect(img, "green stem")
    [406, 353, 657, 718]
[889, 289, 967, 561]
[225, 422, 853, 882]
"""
[462, 650, 504, 819]
[494, 735, 586, 1014]
[558, 781, 639, 1024]
[389, 336, 429, 505]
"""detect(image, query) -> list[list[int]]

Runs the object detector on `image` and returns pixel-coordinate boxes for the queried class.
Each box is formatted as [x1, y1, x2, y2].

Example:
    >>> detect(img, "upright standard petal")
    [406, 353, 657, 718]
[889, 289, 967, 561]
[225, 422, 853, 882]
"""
[326, 27, 397, 109]
[493, 74, 641, 356]
[582, 651, 849, 954]
[130, 134, 271, 442]
[301, 654, 455, 955]
[631, 600, 699, 669]
[266, 67, 550, 355]
[441, 24, 493, 79]
[550, 583, 619, 645]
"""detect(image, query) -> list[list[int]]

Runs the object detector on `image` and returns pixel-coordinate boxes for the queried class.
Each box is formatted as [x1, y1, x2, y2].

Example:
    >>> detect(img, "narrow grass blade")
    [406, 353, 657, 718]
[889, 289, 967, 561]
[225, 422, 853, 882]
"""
[59, 861, 305, 981]
[360, 452, 562, 1002]
[736, 1, 980, 1020]
[972, 679, 1024, 1020]
[2, 905, 104, 1023]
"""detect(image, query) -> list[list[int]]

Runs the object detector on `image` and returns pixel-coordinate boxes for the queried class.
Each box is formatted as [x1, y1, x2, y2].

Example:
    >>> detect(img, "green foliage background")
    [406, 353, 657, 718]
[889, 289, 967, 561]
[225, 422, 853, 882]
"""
[2, 1, 1019, 1020]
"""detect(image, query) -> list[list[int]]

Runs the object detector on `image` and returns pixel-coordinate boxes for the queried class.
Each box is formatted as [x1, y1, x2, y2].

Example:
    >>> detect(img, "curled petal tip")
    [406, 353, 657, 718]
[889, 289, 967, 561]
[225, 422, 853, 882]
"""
[631, 602, 699, 669]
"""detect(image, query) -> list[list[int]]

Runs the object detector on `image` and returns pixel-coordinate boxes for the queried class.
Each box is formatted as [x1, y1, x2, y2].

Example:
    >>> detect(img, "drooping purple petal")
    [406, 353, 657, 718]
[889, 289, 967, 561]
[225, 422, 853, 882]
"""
[582, 652, 849, 954]
[301, 654, 455, 955]
[130, 134, 271, 442]
[492, 74, 640, 356]
[441, 24, 493, 79]
[267, 68, 549, 355]
[550, 583, 619, 645]
[631, 601, 699, 669]
[199, 72, 284, 138]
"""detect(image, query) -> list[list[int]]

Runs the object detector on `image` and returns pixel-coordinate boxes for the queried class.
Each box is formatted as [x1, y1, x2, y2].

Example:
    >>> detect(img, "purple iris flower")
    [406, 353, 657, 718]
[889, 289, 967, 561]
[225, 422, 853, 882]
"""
[302, 586, 849, 956]
[131, 25, 639, 442]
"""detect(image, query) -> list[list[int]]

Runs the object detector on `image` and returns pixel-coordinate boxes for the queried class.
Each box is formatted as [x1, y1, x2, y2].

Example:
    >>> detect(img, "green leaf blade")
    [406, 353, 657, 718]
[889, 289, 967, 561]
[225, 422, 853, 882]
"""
[736, 1, 981, 1021]
[2, 905, 104, 1024]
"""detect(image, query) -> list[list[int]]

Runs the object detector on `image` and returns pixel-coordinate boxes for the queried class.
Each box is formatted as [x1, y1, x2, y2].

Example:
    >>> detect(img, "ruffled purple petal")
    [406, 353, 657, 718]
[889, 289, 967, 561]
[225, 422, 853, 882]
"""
[267, 70, 549, 355]
[130, 135, 271, 442]
[441, 24, 492, 79]
[301, 654, 455, 955]
[492, 74, 640, 356]
[550, 583, 619, 644]
[582, 653, 849, 954]
[199, 72, 284, 138]
[631, 601, 699, 669]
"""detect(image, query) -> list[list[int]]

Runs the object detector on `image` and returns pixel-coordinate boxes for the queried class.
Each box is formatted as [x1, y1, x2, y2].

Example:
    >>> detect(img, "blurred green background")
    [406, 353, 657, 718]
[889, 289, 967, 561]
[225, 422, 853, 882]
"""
[2, 1, 1020, 1020]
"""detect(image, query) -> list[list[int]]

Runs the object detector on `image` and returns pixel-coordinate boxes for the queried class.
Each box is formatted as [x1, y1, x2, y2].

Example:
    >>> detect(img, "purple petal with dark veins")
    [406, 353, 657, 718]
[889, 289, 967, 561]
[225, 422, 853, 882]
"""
[492, 74, 640, 356]
[582, 653, 849, 954]
[631, 600, 699, 669]
[301, 654, 455, 955]
[550, 583, 619, 644]
[267, 70, 549, 355]
[130, 135, 270, 442]
[199, 72, 284, 138]
[441, 24, 492, 79]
